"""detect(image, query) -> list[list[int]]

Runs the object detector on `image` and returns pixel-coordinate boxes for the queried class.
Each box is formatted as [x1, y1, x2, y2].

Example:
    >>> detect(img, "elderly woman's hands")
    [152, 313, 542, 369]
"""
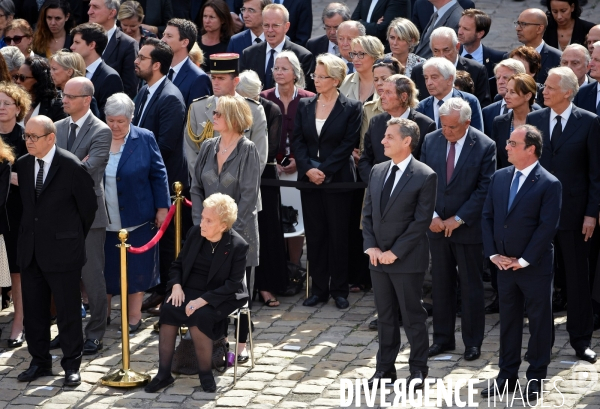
[167, 284, 185, 306]
[185, 297, 208, 316]
[155, 208, 168, 228]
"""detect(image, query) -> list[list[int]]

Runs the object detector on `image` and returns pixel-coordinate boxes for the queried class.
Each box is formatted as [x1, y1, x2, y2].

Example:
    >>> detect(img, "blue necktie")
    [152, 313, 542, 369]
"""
[436, 99, 444, 128]
[507, 171, 522, 210]
[347, 62, 354, 73]
[265, 49, 275, 89]
[596, 99, 600, 116]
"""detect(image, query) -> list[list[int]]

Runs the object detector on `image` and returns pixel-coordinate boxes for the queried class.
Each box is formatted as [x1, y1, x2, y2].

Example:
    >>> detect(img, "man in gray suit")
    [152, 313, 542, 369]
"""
[414, 0, 463, 59]
[362, 118, 437, 390]
[53, 77, 111, 355]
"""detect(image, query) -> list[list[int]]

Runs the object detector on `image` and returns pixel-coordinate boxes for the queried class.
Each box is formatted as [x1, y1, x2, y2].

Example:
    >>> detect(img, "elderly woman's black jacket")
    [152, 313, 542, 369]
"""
[166, 226, 249, 307]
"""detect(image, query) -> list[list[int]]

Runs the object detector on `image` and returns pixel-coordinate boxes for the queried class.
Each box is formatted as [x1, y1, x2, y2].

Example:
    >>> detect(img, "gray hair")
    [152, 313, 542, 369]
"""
[386, 117, 420, 151]
[0, 46, 24, 72]
[104, 0, 121, 11]
[338, 20, 366, 36]
[237, 70, 263, 100]
[563, 43, 591, 65]
[439, 97, 472, 123]
[275, 50, 306, 89]
[430, 26, 458, 50]
[322, 2, 351, 22]
[423, 57, 456, 81]
[494, 58, 526, 75]
[548, 66, 579, 101]
[105, 92, 135, 119]
[514, 124, 543, 158]
[263, 3, 289, 23]
[33, 115, 57, 135]
[0, 0, 15, 16]
[385, 74, 419, 108]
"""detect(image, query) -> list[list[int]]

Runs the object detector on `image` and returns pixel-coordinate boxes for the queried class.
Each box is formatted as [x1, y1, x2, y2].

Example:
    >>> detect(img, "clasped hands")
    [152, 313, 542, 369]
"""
[491, 255, 523, 271]
[166, 284, 208, 316]
[365, 248, 397, 266]
[429, 216, 461, 237]
[306, 168, 326, 185]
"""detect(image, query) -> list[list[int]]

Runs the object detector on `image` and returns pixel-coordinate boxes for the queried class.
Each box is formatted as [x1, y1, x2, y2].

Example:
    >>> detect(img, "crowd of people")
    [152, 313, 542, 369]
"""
[0, 0, 599, 400]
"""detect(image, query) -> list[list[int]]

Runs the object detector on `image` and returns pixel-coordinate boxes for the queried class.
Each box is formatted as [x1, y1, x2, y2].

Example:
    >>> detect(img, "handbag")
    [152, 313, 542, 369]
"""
[280, 262, 307, 296]
[0, 235, 10, 287]
[171, 332, 229, 375]
[280, 205, 298, 233]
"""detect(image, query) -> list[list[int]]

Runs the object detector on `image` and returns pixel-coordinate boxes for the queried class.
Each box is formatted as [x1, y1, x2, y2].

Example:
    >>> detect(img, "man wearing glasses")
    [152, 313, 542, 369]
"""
[15, 115, 97, 387]
[239, 3, 315, 91]
[513, 8, 562, 84]
[306, 3, 350, 58]
[226, 0, 270, 56]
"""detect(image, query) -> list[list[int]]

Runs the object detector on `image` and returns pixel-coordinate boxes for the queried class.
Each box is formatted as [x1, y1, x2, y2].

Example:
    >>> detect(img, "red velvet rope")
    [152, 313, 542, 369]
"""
[184, 198, 192, 207]
[127, 203, 177, 254]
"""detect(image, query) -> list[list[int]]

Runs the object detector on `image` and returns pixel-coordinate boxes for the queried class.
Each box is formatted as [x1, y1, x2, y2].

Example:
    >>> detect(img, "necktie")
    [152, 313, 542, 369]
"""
[551, 115, 562, 150]
[464, 54, 473, 59]
[380, 165, 399, 214]
[596, 98, 600, 116]
[508, 171, 522, 210]
[167, 68, 175, 81]
[67, 123, 78, 151]
[254, 38, 262, 44]
[347, 62, 354, 73]
[265, 49, 276, 89]
[35, 159, 44, 197]
[133, 88, 149, 126]
[333, 45, 338, 56]
[420, 12, 438, 48]
[436, 99, 444, 128]
[446, 142, 456, 184]
[502, 105, 508, 115]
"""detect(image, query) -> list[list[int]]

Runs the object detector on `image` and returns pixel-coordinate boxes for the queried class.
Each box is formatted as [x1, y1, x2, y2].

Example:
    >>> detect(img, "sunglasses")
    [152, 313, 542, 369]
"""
[5, 35, 30, 45]
[12, 74, 34, 82]
[212, 110, 222, 118]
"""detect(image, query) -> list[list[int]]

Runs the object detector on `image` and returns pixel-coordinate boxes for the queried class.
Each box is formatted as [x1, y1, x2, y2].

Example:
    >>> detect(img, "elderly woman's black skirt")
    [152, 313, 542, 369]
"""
[159, 287, 246, 340]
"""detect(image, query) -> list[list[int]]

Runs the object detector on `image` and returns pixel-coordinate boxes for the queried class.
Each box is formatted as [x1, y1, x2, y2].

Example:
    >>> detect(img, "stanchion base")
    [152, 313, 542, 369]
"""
[101, 369, 150, 388]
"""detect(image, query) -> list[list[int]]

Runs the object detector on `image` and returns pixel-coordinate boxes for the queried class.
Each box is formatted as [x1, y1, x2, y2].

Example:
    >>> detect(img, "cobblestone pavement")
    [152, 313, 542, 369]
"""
[2, 1, 600, 408]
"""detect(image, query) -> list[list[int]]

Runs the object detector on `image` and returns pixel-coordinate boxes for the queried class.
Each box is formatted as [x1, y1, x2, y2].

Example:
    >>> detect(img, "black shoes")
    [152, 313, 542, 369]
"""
[49, 336, 60, 350]
[141, 292, 165, 312]
[485, 295, 499, 314]
[369, 319, 378, 330]
[64, 370, 81, 386]
[575, 348, 597, 363]
[199, 371, 217, 392]
[552, 291, 567, 312]
[83, 339, 103, 355]
[407, 370, 428, 390]
[428, 343, 455, 357]
[302, 295, 327, 307]
[481, 378, 519, 397]
[525, 379, 541, 402]
[367, 369, 397, 389]
[145, 375, 175, 393]
[464, 346, 481, 361]
[7, 333, 24, 348]
[17, 365, 53, 382]
[237, 350, 249, 363]
[334, 297, 349, 309]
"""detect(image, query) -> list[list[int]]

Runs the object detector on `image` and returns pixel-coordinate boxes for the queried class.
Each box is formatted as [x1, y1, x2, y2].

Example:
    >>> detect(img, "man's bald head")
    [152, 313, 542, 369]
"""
[62, 77, 94, 120]
[65, 77, 95, 96]
[24, 115, 56, 159]
[587, 25, 600, 53]
[522, 9, 548, 27]
[516, 9, 547, 47]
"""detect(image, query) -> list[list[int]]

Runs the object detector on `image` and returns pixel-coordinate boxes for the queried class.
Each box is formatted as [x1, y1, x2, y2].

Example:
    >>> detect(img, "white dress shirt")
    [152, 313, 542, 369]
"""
[34, 144, 57, 186]
[265, 40, 286, 72]
[139, 76, 167, 123]
[329, 41, 338, 55]
[434, 89, 454, 127]
[170, 56, 189, 82]
[366, 0, 380, 22]
[534, 40, 545, 54]
[383, 154, 413, 194]
[460, 43, 483, 66]
[69, 110, 92, 139]
[86, 57, 103, 79]
[106, 25, 117, 48]
[433, 0, 457, 24]
[549, 103, 573, 137]
[433, 130, 468, 219]
[250, 31, 266, 43]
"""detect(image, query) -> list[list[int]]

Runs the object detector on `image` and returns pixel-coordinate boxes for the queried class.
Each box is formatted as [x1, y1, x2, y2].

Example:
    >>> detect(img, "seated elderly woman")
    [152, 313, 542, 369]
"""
[145, 193, 249, 393]
[0, 46, 25, 81]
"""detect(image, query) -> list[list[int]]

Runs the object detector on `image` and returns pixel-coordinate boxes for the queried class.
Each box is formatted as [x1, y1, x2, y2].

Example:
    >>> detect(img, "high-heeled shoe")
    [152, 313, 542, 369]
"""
[7, 332, 24, 348]
[199, 371, 216, 392]
[144, 375, 174, 393]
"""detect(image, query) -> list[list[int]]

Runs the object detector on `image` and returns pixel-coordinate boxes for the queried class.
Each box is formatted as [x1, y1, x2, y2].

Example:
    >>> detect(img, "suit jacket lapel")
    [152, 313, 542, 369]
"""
[117, 128, 140, 173]
[141, 80, 166, 127]
[382, 158, 414, 217]
[554, 107, 582, 152]
[449, 130, 476, 185]
[56, 121, 68, 148]
[174, 59, 190, 87]
[507, 165, 540, 216]
[183, 231, 202, 279]
[320, 95, 345, 136]
[305, 96, 319, 147]
[207, 231, 233, 283]
[39, 148, 61, 196]
[538, 109, 552, 154]
[25, 155, 36, 204]
[371, 164, 386, 219]
[71, 114, 93, 153]
[435, 133, 448, 183]
[425, 98, 434, 120]
[103, 31, 118, 61]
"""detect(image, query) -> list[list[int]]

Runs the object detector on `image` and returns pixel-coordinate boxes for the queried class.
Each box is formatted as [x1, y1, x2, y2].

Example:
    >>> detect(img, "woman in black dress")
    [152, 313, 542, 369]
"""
[198, 0, 234, 73]
[544, 0, 594, 50]
[0, 82, 31, 347]
[145, 193, 249, 394]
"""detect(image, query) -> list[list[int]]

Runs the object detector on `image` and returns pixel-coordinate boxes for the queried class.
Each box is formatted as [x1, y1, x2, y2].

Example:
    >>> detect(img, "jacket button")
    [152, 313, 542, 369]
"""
[116, 177, 121, 181]
[34, 218, 38, 221]
[120, 207, 124, 211]
[504, 225, 507, 228]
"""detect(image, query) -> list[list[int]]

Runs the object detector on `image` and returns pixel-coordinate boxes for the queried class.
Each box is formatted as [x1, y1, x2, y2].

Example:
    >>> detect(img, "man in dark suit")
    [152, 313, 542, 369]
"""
[458, 9, 504, 97]
[53, 77, 111, 355]
[351, 0, 407, 46]
[70, 23, 124, 122]
[226, 0, 269, 55]
[239, 3, 315, 91]
[573, 42, 600, 114]
[415, 57, 483, 131]
[561, 44, 595, 87]
[88, 0, 139, 99]
[306, 3, 350, 57]
[411, 27, 491, 107]
[161, 18, 211, 108]
[480, 125, 561, 402]
[16, 116, 97, 386]
[420, 97, 496, 361]
[412, 0, 474, 33]
[359, 74, 435, 182]
[514, 9, 561, 85]
[362, 118, 437, 389]
[279, 0, 312, 47]
[526, 67, 600, 363]
[414, 0, 463, 59]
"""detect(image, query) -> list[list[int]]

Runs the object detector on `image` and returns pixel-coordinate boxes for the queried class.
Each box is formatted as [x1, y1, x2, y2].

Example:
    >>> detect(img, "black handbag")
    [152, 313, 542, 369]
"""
[280, 262, 307, 296]
[280, 205, 298, 233]
[172, 334, 229, 374]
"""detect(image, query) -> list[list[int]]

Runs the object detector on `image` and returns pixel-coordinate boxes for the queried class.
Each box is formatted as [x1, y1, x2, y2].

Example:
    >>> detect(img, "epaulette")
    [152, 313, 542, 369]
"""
[191, 95, 211, 104]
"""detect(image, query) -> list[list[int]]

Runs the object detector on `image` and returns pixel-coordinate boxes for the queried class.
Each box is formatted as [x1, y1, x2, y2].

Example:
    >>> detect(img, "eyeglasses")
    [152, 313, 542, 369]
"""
[135, 54, 152, 61]
[322, 24, 340, 31]
[272, 66, 291, 73]
[349, 51, 368, 60]
[262, 23, 284, 31]
[240, 7, 258, 14]
[310, 73, 332, 81]
[506, 140, 527, 147]
[5, 35, 30, 45]
[0, 101, 15, 107]
[63, 93, 92, 100]
[22, 132, 51, 142]
[12, 74, 34, 82]
[212, 110, 222, 118]
[513, 21, 543, 29]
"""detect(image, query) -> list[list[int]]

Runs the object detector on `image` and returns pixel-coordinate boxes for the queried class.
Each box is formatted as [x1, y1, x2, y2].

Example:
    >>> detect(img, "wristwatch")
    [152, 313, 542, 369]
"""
[455, 216, 465, 225]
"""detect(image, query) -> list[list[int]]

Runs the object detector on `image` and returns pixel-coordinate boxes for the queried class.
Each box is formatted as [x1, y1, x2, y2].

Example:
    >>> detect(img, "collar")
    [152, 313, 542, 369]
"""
[86, 57, 103, 76]
[449, 131, 468, 148]
[390, 154, 413, 174]
[250, 30, 265, 43]
[461, 43, 483, 62]
[391, 108, 410, 119]
[550, 103, 573, 122]
[275, 83, 298, 99]
[38, 143, 57, 165]
[69, 109, 92, 129]
[436, 89, 454, 104]
[171, 56, 188, 75]
[106, 24, 117, 43]
[267, 40, 286, 54]
[534, 40, 545, 54]
[514, 160, 539, 178]
[434, 0, 457, 15]
[583, 75, 590, 85]
[148, 75, 167, 95]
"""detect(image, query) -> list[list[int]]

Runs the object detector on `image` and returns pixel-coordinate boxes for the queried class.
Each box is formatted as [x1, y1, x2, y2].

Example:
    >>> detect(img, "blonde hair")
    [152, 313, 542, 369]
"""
[351, 35, 385, 60]
[189, 42, 205, 67]
[387, 17, 420, 51]
[0, 82, 31, 122]
[217, 95, 253, 134]
[316, 53, 346, 87]
[203, 193, 238, 230]
[118, 0, 144, 21]
[50, 50, 86, 78]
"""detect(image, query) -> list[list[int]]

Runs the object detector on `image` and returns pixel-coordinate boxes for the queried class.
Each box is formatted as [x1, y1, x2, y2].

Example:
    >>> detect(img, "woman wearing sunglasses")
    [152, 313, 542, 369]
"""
[339, 35, 385, 104]
[4, 19, 34, 58]
[0, 0, 15, 49]
[31, 0, 74, 58]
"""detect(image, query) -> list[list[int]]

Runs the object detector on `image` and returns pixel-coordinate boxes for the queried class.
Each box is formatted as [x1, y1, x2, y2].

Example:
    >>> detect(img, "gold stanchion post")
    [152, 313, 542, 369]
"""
[173, 182, 183, 257]
[101, 230, 151, 387]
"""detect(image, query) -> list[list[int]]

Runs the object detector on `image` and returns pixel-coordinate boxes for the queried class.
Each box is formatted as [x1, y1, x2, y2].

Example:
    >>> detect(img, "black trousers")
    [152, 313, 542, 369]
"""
[431, 239, 485, 348]
[555, 230, 594, 350]
[348, 187, 370, 288]
[371, 270, 428, 373]
[301, 189, 352, 299]
[498, 269, 553, 381]
[21, 257, 83, 371]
